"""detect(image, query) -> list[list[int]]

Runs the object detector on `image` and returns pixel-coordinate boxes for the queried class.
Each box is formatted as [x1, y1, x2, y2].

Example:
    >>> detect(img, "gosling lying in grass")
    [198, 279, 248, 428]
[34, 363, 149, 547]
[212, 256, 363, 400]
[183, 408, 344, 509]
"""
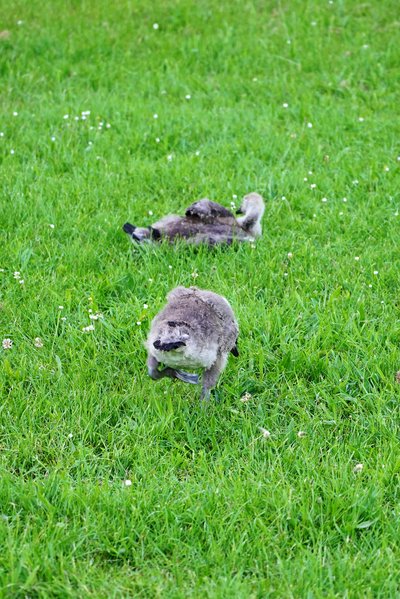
[123, 192, 264, 246]
[146, 286, 239, 401]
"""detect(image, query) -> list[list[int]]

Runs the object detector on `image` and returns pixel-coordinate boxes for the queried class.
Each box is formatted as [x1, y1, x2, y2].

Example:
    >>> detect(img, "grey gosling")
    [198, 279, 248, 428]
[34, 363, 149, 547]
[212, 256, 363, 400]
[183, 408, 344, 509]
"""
[123, 192, 264, 245]
[146, 286, 239, 401]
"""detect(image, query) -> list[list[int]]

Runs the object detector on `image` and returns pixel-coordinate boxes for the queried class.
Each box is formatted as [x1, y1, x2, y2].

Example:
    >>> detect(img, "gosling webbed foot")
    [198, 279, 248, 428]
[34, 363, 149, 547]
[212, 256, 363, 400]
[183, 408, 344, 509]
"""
[147, 356, 199, 385]
[174, 370, 199, 385]
[200, 387, 211, 402]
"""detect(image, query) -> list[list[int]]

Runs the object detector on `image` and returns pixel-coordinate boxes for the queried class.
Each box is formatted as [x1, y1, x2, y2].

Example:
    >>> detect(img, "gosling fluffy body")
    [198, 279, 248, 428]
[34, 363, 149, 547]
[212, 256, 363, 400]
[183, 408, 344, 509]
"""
[123, 192, 264, 245]
[146, 286, 239, 400]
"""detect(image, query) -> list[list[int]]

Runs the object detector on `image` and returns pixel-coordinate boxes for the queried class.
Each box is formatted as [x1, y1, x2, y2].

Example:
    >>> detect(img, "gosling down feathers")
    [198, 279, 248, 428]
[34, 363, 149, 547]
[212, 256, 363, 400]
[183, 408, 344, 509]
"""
[146, 286, 239, 401]
[123, 192, 264, 246]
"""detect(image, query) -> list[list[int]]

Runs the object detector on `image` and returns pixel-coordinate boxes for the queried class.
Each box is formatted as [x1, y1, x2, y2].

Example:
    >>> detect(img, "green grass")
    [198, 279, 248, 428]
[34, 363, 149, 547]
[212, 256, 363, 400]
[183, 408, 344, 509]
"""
[1, 0, 400, 596]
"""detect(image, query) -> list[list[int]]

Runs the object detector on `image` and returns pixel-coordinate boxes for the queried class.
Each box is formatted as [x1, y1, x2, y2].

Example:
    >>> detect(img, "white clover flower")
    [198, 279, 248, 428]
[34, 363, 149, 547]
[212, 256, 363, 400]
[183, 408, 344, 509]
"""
[148, 210, 153, 216]
[297, 431, 306, 438]
[308, 170, 313, 175]
[68, 433, 73, 439]
[10, 149, 15, 155]
[304, 177, 308, 182]
[2, 338, 12, 349]
[51, 136, 56, 141]
[153, 113, 158, 119]
[358, 117, 364, 122]
[195, 150, 200, 156]
[282, 102, 289, 108]
[155, 137, 160, 143]
[311, 21, 317, 26]
[353, 463, 363, 473]
[384, 166, 390, 172]
[167, 154, 173, 161]
[34, 337, 43, 348]
[19, 279, 24, 285]
[287, 252, 293, 259]
[63, 114, 69, 119]
[191, 271, 199, 279]
[61, 316, 67, 321]
[281, 196, 286, 200]
[148, 278, 153, 282]
[74, 116, 79, 121]
[143, 304, 148, 309]
[136, 321, 141, 326]
[353, 179, 359, 185]
[58, 305, 64, 310]
[240, 392, 252, 403]
[49, 223, 55, 228]
[82, 324, 95, 332]
[321, 197, 328, 203]
[307, 122, 313, 128]
[283, 272, 288, 277]
[368, 284, 372, 288]
[232, 194, 237, 199]
[354, 256, 360, 261]
[17, 20, 23, 25]
[310, 183, 317, 189]
[0, 132, 4, 137]
[13, 271, 21, 279]
[168, 265, 172, 270]
[185, 94, 191, 100]
[13, 111, 18, 117]
[343, 197, 347, 202]
[373, 270, 379, 275]
[259, 427, 271, 438]
[89, 312, 103, 320]
[153, 23, 159, 30]
[362, 44, 369, 49]
[106, 123, 111, 129]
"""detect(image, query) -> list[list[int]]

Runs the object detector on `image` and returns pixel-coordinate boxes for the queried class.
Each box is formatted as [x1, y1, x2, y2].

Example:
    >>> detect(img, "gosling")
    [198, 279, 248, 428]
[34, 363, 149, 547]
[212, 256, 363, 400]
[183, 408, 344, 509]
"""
[146, 286, 239, 401]
[123, 192, 264, 246]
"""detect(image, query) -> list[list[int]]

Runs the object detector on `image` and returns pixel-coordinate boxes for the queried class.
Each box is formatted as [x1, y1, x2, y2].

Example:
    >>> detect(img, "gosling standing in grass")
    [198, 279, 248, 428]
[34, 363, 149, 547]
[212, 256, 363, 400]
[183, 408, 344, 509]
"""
[123, 192, 264, 245]
[146, 286, 239, 401]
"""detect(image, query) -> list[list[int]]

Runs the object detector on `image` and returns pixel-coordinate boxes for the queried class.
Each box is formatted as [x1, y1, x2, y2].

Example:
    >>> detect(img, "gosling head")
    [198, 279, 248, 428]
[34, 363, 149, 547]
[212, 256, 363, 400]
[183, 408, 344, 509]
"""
[236, 192, 265, 237]
[151, 321, 190, 353]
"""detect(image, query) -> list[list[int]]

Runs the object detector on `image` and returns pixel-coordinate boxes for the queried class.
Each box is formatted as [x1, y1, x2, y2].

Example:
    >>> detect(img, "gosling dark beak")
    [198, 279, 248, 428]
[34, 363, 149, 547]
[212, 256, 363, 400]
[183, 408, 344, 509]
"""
[153, 340, 186, 351]
[236, 208, 243, 214]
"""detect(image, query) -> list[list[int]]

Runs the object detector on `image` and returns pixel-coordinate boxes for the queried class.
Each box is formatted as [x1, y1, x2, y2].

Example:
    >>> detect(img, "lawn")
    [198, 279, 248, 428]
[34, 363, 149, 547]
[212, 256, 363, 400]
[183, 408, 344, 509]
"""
[1, 0, 400, 596]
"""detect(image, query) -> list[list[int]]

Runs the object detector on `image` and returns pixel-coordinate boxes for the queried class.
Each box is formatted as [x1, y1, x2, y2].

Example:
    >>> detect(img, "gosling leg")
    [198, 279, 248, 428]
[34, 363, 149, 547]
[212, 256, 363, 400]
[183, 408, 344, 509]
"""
[200, 354, 228, 401]
[147, 355, 199, 384]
